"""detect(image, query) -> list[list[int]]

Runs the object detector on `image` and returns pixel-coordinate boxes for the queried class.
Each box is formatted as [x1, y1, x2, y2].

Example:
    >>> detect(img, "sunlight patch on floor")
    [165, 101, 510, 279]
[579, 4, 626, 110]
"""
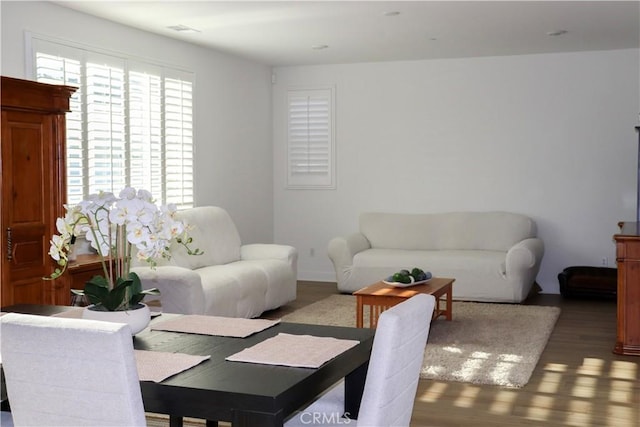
[442, 345, 463, 354]
[571, 376, 597, 399]
[488, 389, 517, 415]
[609, 379, 633, 403]
[525, 395, 553, 421]
[453, 385, 480, 408]
[470, 351, 491, 359]
[537, 371, 562, 394]
[565, 400, 592, 426]
[490, 361, 516, 384]
[418, 381, 448, 403]
[607, 405, 635, 427]
[544, 362, 568, 372]
[610, 360, 638, 380]
[498, 353, 522, 363]
[452, 352, 488, 381]
[576, 357, 604, 376]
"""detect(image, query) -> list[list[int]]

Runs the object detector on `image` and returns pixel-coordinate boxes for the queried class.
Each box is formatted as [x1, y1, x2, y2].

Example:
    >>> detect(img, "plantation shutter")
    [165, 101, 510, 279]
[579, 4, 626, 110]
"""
[287, 87, 335, 189]
[30, 34, 195, 209]
[164, 76, 194, 207]
[128, 67, 163, 199]
[85, 54, 127, 196]
[34, 48, 84, 204]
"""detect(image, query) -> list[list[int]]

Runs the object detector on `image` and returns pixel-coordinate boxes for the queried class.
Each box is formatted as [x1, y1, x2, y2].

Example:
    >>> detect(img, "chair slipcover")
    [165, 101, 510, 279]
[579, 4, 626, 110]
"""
[285, 293, 436, 427]
[1, 410, 13, 426]
[0, 313, 146, 426]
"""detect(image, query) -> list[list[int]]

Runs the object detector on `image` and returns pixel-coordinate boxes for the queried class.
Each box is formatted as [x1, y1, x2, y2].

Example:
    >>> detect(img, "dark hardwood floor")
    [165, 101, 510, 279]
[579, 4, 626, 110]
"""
[264, 281, 640, 427]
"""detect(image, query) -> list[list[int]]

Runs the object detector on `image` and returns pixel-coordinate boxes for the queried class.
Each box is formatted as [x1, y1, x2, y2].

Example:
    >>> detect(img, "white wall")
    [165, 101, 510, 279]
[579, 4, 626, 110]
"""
[273, 49, 640, 293]
[1, 1, 274, 244]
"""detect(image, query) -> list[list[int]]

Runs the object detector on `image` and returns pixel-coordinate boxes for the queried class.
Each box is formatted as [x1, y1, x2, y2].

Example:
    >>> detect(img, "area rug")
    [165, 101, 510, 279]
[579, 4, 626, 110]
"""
[281, 294, 561, 388]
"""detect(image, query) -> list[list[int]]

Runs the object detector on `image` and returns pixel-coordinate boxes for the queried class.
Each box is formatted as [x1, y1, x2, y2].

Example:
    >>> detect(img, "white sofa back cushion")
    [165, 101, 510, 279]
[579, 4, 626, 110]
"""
[360, 211, 537, 252]
[161, 206, 242, 269]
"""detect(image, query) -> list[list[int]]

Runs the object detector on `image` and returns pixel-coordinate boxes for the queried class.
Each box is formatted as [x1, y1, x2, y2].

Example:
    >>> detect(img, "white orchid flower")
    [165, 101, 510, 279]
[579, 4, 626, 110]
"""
[48, 234, 67, 261]
[119, 186, 137, 200]
[46, 186, 201, 288]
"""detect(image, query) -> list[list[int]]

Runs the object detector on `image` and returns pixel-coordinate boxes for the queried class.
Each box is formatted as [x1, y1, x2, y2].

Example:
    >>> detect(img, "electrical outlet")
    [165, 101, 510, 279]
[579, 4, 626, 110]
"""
[601, 257, 608, 266]
[310, 248, 315, 257]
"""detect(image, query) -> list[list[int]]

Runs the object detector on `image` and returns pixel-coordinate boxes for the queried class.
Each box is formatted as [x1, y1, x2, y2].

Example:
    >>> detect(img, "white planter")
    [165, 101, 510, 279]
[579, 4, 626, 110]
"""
[82, 303, 151, 335]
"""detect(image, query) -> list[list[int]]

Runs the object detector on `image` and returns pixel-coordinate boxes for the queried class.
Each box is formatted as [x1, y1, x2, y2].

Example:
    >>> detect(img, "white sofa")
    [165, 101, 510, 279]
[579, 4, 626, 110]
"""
[328, 211, 544, 303]
[132, 206, 298, 318]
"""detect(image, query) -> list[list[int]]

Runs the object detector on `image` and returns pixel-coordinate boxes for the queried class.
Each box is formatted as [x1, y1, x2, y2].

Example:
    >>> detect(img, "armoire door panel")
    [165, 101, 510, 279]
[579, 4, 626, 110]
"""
[6, 113, 50, 223]
[9, 125, 47, 222]
[9, 278, 46, 305]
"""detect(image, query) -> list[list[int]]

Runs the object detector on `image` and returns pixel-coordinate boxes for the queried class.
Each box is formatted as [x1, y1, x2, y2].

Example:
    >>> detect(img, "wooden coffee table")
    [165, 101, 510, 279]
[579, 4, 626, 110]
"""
[353, 277, 455, 328]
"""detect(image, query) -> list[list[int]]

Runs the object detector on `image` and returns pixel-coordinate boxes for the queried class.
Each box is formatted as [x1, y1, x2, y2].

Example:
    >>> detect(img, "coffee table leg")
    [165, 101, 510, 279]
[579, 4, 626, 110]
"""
[356, 296, 363, 328]
[445, 285, 452, 320]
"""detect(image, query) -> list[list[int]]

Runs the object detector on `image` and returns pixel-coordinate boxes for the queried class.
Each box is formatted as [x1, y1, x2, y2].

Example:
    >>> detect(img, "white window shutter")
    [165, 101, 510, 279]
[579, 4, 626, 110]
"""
[164, 77, 194, 207]
[30, 35, 194, 209]
[128, 69, 163, 200]
[34, 48, 84, 204]
[287, 87, 335, 189]
[85, 58, 127, 196]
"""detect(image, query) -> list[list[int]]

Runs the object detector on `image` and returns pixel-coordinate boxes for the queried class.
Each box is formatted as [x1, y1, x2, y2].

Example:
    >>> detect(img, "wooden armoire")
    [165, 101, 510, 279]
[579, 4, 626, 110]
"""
[1, 76, 76, 307]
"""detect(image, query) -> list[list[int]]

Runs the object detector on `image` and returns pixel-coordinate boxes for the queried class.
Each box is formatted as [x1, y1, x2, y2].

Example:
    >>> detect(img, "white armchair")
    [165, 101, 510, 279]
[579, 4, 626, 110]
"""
[133, 206, 298, 318]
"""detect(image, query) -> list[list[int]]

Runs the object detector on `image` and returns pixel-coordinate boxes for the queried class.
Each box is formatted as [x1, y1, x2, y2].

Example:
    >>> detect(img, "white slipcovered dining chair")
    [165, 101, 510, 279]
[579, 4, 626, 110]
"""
[0, 313, 146, 426]
[285, 293, 436, 427]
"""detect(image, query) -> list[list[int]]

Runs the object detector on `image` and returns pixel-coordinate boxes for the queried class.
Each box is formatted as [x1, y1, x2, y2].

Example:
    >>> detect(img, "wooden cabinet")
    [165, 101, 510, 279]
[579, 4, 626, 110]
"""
[1, 76, 76, 307]
[613, 222, 640, 356]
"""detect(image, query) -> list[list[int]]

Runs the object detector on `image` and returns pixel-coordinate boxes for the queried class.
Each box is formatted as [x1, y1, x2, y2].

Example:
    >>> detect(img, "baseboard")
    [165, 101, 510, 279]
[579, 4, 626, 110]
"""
[297, 270, 336, 282]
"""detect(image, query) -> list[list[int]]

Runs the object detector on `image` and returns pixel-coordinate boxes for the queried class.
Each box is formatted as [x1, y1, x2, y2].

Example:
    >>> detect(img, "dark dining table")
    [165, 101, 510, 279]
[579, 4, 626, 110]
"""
[0, 304, 376, 427]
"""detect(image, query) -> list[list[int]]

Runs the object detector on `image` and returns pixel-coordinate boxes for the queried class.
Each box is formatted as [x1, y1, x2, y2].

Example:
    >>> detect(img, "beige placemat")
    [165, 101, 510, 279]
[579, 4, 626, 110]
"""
[135, 350, 210, 382]
[151, 315, 280, 338]
[226, 333, 359, 368]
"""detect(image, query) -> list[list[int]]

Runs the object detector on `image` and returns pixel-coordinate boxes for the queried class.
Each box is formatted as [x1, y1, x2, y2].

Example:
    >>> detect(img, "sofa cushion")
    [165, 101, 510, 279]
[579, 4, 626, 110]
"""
[351, 248, 514, 301]
[359, 211, 536, 252]
[164, 206, 242, 269]
[353, 248, 505, 275]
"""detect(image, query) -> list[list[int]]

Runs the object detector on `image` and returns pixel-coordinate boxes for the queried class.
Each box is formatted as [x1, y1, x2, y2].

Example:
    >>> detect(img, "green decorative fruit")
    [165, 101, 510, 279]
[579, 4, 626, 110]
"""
[392, 272, 411, 284]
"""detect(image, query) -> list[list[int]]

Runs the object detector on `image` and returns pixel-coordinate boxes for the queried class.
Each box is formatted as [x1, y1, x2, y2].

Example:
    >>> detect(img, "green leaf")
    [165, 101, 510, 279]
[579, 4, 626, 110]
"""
[84, 276, 110, 306]
[128, 271, 142, 296]
[103, 288, 127, 311]
[82, 271, 161, 311]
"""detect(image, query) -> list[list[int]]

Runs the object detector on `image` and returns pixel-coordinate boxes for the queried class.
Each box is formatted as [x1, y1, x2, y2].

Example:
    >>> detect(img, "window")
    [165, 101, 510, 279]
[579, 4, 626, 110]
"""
[287, 86, 335, 189]
[29, 35, 194, 208]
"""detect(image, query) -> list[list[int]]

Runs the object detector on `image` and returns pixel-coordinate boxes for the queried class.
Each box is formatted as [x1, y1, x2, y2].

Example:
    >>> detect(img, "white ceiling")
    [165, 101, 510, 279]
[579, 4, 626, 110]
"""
[54, 1, 640, 67]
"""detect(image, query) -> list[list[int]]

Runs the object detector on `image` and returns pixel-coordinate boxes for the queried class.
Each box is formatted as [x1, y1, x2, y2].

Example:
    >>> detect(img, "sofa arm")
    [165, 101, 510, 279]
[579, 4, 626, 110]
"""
[131, 266, 205, 315]
[241, 244, 298, 278]
[505, 238, 545, 281]
[328, 233, 371, 287]
[241, 243, 296, 262]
